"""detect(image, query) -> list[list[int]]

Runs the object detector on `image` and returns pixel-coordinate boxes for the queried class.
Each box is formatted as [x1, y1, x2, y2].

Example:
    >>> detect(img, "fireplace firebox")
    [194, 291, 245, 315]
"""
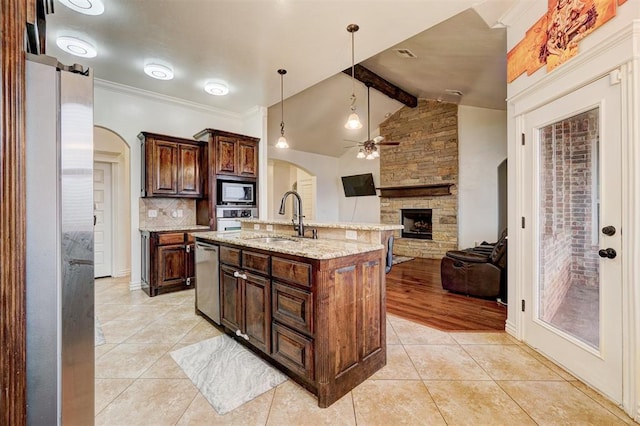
[401, 209, 433, 240]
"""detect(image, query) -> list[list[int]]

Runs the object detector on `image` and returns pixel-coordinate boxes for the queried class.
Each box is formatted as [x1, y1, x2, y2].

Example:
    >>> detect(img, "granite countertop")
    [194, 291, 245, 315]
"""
[139, 225, 211, 232]
[240, 219, 403, 231]
[192, 231, 384, 260]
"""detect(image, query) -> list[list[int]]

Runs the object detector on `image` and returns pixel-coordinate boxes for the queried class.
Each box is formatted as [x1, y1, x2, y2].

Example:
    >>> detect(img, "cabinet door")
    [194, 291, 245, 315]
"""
[158, 244, 186, 287]
[220, 264, 242, 332]
[237, 140, 257, 177]
[215, 136, 237, 175]
[177, 144, 202, 196]
[272, 322, 314, 380]
[151, 140, 178, 195]
[244, 272, 270, 354]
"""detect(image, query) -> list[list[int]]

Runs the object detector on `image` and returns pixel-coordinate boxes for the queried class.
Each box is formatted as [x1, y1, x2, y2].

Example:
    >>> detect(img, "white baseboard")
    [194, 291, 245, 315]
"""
[129, 280, 142, 291]
[505, 319, 517, 340]
[113, 268, 131, 278]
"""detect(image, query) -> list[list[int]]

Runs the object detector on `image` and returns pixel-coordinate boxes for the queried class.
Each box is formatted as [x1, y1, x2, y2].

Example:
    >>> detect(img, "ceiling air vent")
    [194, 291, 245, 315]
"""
[393, 48, 417, 59]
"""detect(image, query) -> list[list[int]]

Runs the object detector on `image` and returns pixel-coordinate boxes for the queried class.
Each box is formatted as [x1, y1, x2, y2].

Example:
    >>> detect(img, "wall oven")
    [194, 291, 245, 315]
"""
[216, 206, 257, 232]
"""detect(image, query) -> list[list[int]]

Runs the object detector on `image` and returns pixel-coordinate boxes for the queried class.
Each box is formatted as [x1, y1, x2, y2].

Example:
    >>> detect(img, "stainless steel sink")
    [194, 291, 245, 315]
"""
[249, 237, 297, 244]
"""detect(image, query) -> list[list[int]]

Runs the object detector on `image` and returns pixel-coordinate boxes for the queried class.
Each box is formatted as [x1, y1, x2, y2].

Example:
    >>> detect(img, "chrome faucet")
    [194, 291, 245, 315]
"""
[279, 190, 304, 237]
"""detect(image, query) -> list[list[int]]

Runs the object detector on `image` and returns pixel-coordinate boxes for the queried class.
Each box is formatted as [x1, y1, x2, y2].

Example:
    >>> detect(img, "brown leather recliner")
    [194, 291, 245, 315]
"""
[440, 230, 507, 301]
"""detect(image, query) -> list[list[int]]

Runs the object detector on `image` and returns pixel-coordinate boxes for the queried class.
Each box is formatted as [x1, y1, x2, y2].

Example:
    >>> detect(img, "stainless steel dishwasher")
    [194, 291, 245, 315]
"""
[195, 241, 220, 325]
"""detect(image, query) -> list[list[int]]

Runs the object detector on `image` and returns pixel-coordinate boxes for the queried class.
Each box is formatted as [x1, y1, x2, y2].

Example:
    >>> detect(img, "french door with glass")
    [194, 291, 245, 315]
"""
[522, 72, 622, 403]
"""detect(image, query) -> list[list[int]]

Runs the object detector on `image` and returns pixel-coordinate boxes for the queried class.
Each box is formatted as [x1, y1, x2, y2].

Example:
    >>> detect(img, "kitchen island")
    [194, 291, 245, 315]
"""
[194, 230, 386, 408]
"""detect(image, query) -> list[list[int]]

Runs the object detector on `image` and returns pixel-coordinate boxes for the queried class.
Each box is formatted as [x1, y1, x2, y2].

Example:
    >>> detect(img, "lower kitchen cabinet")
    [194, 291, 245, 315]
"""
[220, 251, 271, 354]
[207, 239, 385, 408]
[141, 231, 196, 296]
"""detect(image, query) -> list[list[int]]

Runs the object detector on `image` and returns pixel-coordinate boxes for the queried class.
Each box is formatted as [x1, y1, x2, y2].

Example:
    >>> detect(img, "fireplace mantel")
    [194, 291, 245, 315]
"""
[377, 183, 453, 198]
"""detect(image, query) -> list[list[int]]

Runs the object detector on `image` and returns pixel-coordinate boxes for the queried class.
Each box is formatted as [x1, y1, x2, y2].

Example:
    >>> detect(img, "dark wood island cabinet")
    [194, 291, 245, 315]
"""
[196, 235, 386, 408]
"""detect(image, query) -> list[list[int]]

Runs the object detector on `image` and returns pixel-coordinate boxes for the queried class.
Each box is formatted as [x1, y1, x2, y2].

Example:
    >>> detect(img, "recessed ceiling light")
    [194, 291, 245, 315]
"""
[56, 36, 97, 58]
[144, 63, 174, 80]
[58, 0, 104, 15]
[204, 81, 229, 96]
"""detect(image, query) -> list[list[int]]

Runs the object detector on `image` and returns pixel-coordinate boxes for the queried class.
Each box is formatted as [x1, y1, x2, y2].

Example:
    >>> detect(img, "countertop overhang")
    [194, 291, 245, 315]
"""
[139, 225, 211, 232]
[193, 231, 384, 260]
[240, 219, 403, 231]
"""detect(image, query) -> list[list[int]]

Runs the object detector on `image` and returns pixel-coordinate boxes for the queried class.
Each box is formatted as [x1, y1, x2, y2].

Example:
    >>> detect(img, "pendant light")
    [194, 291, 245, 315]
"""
[344, 24, 363, 130]
[275, 69, 289, 149]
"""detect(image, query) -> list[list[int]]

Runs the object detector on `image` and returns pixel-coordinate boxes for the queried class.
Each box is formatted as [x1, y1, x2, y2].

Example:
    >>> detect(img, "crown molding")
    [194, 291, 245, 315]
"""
[94, 78, 243, 120]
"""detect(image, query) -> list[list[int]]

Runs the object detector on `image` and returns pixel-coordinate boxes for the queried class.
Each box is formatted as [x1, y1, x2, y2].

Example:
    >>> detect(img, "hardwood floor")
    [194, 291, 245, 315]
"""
[386, 258, 507, 331]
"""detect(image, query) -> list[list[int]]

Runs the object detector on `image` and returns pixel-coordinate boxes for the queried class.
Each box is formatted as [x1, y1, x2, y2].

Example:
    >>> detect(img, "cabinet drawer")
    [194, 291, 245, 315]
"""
[243, 250, 270, 275]
[272, 282, 313, 336]
[272, 323, 314, 380]
[272, 257, 312, 288]
[220, 246, 241, 267]
[158, 233, 185, 245]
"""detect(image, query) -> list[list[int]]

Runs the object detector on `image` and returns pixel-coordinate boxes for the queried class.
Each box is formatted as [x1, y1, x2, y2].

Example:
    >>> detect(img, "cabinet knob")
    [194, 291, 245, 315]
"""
[233, 271, 240, 278]
[235, 329, 242, 336]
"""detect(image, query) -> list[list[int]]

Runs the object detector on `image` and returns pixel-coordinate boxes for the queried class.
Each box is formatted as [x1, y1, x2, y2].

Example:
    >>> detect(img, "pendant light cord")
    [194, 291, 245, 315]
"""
[347, 24, 359, 110]
[351, 30, 355, 99]
[278, 69, 287, 136]
[367, 85, 371, 141]
[280, 72, 284, 136]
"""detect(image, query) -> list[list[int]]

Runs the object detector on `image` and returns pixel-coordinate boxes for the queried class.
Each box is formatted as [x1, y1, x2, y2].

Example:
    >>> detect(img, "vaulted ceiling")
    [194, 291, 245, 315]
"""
[46, 0, 514, 157]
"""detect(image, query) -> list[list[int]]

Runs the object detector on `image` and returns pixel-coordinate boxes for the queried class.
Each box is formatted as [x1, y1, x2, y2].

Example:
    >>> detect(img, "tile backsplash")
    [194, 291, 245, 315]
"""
[139, 198, 197, 228]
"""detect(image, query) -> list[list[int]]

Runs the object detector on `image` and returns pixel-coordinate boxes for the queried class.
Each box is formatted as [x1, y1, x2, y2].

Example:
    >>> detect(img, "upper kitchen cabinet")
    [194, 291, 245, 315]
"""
[139, 132, 204, 198]
[194, 129, 259, 178]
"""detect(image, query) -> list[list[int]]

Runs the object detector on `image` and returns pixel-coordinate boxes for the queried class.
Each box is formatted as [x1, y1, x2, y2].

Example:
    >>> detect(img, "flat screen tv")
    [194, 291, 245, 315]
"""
[341, 173, 377, 197]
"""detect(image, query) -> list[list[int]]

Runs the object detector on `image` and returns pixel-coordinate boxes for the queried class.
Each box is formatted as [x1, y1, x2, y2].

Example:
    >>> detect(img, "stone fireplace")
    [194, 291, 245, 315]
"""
[379, 99, 458, 258]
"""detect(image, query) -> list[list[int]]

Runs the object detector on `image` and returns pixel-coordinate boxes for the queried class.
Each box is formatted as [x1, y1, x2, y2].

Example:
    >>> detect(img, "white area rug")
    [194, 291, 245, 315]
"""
[95, 317, 106, 346]
[392, 255, 414, 265]
[171, 334, 287, 414]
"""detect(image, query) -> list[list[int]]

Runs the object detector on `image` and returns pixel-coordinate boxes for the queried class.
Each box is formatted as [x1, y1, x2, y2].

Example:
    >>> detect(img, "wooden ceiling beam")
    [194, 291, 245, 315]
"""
[342, 64, 417, 108]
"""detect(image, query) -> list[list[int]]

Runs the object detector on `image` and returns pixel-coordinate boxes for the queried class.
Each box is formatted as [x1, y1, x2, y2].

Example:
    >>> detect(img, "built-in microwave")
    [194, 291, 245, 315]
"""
[219, 181, 255, 204]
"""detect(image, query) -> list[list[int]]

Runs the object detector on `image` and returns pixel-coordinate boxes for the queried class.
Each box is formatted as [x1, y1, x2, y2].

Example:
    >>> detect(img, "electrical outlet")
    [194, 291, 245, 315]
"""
[253, 224, 260, 230]
[171, 210, 178, 218]
[177, 209, 183, 217]
[148, 209, 158, 218]
[345, 230, 357, 240]
[266, 225, 274, 231]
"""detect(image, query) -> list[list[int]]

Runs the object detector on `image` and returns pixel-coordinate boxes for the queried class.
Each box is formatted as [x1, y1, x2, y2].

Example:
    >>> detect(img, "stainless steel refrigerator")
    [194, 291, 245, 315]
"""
[25, 53, 95, 425]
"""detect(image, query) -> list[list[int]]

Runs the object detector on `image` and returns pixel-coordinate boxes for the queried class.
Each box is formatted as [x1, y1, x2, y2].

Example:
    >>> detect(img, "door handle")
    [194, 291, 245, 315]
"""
[602, 226, 616, 236]
[598, 248, 617, 259]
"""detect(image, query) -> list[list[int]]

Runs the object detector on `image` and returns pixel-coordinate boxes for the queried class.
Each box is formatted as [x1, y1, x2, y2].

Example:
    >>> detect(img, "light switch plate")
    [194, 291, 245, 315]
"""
[253, 224, 260, 230]
[148, 209, 158, 218]
[177, 209, 183, 217]
[345, 230, 357, 240]
[266, 225, 274, 231]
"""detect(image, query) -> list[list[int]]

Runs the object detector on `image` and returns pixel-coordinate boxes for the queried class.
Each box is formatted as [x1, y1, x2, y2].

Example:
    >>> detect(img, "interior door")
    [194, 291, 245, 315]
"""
[522, 73, 622, 402]
[94, 161, 113, 278]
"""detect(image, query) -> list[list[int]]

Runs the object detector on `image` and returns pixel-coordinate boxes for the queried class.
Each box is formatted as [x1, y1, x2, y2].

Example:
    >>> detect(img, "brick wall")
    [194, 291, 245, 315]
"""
[539, 109, 599, 321]
[379, 99, 458, 258]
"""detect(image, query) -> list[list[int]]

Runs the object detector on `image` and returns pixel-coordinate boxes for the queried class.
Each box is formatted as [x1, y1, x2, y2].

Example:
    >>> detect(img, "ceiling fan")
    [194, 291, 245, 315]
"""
[345, 84, 400, 160]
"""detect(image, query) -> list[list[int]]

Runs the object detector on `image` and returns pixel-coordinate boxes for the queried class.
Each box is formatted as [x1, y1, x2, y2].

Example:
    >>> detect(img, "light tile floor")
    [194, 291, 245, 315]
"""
[95, 276, 635, 425]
